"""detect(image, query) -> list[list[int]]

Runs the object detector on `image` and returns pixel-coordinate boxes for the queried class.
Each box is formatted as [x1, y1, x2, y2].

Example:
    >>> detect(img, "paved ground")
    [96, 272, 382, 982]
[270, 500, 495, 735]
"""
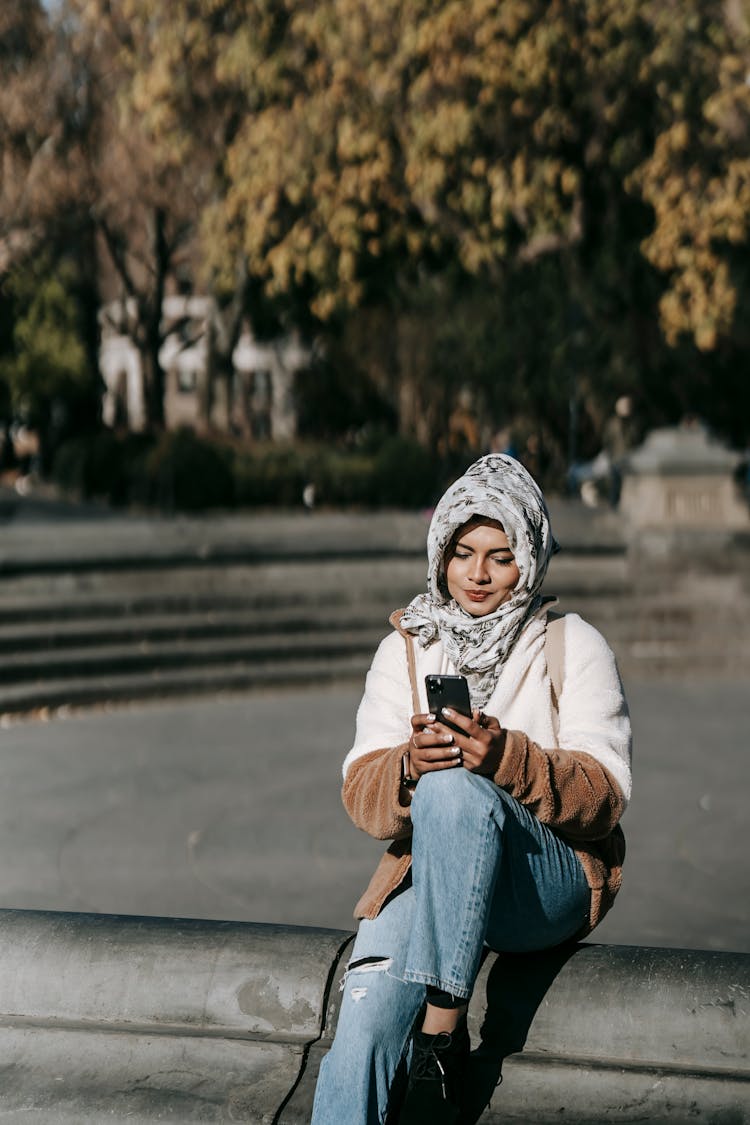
[0, 675, 747, 953]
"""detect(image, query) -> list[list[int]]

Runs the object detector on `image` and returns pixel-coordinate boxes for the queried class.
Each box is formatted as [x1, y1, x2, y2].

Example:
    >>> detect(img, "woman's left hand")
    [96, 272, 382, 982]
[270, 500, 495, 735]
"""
[434, 708, 505, 776]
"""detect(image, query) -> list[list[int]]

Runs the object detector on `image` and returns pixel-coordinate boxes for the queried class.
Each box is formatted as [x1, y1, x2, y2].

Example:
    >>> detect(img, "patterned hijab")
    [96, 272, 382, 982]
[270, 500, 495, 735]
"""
[399, 454, 558, 707]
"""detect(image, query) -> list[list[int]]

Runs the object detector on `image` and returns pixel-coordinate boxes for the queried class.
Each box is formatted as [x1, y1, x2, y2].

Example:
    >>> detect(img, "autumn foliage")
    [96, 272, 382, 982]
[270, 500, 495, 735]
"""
[2, 0, 750, 461]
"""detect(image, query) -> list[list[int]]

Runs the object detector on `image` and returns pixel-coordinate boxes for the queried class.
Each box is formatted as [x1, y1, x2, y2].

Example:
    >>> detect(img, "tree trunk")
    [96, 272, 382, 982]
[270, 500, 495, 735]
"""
[205, 317, 236, 434]
[196, 311, 214, 433]
[269, 342, 297, 441]
[395, 313, 440, 447]
[141, 340, 164, 432]
[97, 207, 172, 433]
[202, 267, 249, 435]
[134, 207, 170, 432]
[75, 220, 105, 433]
[341, 305, 443, 447]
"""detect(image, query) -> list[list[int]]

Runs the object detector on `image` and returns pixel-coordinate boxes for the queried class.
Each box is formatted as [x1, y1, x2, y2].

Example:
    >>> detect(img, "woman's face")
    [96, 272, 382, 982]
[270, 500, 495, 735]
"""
[444, 518, 521, 616]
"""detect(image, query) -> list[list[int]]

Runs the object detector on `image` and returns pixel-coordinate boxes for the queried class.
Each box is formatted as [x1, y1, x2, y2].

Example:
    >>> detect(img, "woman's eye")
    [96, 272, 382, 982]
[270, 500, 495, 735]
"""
[494, 557, 514, 566]
[454, 552, 470, 560]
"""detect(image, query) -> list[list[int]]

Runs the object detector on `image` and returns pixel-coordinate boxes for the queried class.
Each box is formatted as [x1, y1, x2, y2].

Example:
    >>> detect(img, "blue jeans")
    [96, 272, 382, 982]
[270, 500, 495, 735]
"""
[311, 769, 590, 1125]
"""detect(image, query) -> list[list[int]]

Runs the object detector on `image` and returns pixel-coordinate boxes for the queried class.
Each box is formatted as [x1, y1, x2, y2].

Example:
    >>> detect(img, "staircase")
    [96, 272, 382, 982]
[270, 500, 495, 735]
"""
[0, 555, 423, 715]
[1, 508, 748, 717]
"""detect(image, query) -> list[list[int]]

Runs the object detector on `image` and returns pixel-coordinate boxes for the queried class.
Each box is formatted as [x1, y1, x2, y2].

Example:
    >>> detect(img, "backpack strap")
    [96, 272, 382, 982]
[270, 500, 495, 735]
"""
[545, 611, 566, 714]
[404, 632, 421, 714]
[390, 608, 422, 714]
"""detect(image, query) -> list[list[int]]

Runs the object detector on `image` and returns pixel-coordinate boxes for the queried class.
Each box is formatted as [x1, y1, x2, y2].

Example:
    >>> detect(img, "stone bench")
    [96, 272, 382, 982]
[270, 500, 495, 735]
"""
[0, 908, 747, 1123]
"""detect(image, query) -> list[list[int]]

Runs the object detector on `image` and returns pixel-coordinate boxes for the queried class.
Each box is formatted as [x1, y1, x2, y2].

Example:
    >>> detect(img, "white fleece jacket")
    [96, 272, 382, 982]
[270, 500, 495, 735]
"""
[343, 605, 632, 808]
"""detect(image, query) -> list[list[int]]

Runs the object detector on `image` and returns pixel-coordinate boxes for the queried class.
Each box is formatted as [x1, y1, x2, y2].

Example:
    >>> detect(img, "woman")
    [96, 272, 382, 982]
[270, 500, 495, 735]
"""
[311, 454, 631, 1125]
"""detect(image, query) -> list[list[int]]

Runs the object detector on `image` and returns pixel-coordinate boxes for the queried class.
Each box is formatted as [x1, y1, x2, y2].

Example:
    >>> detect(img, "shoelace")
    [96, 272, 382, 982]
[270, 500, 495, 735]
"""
[410, 1034, 452, 1099]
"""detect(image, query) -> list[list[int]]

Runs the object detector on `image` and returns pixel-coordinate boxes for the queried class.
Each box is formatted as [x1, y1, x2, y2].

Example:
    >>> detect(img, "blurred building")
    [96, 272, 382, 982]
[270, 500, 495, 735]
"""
[99, 296, 309, 439]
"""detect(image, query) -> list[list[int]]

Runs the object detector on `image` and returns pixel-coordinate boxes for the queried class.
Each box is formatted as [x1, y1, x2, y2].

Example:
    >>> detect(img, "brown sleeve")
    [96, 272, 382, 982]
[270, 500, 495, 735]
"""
[342, 745, 413, 842]
[493, 731, 625, 842]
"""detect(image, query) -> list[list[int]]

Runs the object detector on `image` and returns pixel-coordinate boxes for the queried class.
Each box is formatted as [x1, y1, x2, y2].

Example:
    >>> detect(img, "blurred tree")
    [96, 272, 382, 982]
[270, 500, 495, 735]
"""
[61, 0, 205, 431]
[93, 0, 293, 433]
[0, 256, 90, 469]
[0, 2, 62, 262]
[631, 0, 750, 352]
[200, 0, 659, 448]
[1, 0, 213, 436]
[6, 0, 750, 462]
[0, 1, 102, 437]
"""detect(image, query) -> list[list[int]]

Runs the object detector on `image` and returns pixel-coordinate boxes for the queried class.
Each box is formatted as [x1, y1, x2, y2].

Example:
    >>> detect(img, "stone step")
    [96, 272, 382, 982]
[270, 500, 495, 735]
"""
[617, 640, 750, 679]
[0, 628, 388, 687]
[0, 582, 417, 625]
[2, 557, 740, 629]
[557, 599, 750, 637]
[0, 556, 427, 606]
[2, 595, 746, 657]
[2, 640, 748, 720]
[0, 605, 393, 652]
[0, 537, 746, 712]
[0, 654, 374, 718]
[2, 626, 747, 717]
[0, 561, 633, 610]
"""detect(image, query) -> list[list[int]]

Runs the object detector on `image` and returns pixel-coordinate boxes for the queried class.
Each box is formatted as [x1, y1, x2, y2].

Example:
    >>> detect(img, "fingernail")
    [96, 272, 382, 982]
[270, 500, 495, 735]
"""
[442, 708, 454, 717]
[442, 733, 454, 743]
[426, 713, 435, 722]
[451, 747, 461, 756]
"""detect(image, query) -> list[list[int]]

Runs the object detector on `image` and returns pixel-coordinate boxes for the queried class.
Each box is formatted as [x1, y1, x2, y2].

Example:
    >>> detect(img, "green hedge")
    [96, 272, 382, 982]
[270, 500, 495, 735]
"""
[233, 444, 309, 507]
[51, 429, 440, 511]
[146, 429, 235, 512]
[52, 431, 153, 506]
[370, 436, 437, 508]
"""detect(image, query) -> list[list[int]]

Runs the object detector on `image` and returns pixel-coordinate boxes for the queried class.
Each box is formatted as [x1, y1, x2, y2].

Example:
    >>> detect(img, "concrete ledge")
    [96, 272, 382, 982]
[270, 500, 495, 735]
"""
[468, 942, 750, 1123]
[293, 938, 750, 1124]
[1, 909, 748, 1123]
[0, 909, 351, 1123]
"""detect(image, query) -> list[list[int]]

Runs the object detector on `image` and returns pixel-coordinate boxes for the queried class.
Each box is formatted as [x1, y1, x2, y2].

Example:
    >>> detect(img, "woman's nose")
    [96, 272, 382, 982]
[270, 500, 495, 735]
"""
[469, 557, 490, 583]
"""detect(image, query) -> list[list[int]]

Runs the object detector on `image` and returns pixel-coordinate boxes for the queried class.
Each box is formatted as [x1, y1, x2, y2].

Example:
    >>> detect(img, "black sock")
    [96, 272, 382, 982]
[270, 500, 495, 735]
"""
[425, 985, 467, 1010]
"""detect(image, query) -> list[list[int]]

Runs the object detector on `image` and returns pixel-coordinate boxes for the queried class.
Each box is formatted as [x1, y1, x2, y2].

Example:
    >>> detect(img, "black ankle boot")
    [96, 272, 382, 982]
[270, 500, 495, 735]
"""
[398, 1017, 470, 1124]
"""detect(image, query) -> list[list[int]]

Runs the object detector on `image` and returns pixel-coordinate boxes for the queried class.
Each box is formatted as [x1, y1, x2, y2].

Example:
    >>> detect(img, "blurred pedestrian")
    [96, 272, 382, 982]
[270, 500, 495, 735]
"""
[302, 481, 316, 512]
[519, 430, 548, 485]
[489, 426, 517, 459]
[602, 395, 638, 507]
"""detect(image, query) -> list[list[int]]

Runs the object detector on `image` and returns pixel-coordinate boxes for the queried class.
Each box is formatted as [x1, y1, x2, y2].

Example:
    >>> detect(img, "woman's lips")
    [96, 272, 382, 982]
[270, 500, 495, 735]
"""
[466, 590, 491, 601]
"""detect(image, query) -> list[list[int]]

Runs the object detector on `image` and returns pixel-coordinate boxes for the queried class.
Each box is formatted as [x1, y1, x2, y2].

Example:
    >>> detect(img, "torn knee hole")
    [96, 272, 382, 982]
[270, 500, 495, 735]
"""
[348, 956, 392, 972]
[340, 955, 394, 997]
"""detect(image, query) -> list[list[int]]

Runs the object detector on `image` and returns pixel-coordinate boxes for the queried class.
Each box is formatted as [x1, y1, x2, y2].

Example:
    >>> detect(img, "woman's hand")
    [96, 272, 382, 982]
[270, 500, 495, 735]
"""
[407, 709, 505, 778]
[407, 712, 462, 777]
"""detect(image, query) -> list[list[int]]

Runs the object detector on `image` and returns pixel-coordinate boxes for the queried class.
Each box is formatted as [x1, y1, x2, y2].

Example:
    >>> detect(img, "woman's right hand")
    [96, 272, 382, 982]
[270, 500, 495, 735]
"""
[407, 712, 462, 778]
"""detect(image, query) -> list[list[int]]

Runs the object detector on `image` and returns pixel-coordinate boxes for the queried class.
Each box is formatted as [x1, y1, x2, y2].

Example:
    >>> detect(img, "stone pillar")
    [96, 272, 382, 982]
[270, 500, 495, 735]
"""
[620, 425, 750, 560]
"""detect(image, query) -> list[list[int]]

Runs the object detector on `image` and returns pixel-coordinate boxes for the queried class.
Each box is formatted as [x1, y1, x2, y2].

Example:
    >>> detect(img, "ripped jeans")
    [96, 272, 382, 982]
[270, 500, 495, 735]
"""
[311, 769, 590, 1125]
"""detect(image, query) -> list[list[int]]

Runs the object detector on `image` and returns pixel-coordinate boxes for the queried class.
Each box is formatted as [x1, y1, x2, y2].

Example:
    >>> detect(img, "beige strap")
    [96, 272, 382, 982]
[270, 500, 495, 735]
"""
[545, 611, 566, 712]
[404, 632, 421, 714]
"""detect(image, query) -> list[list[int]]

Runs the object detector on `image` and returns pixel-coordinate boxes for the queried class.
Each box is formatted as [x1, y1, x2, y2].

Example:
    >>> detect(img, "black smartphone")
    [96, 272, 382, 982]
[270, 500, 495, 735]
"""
[425, 674, 472, 735]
